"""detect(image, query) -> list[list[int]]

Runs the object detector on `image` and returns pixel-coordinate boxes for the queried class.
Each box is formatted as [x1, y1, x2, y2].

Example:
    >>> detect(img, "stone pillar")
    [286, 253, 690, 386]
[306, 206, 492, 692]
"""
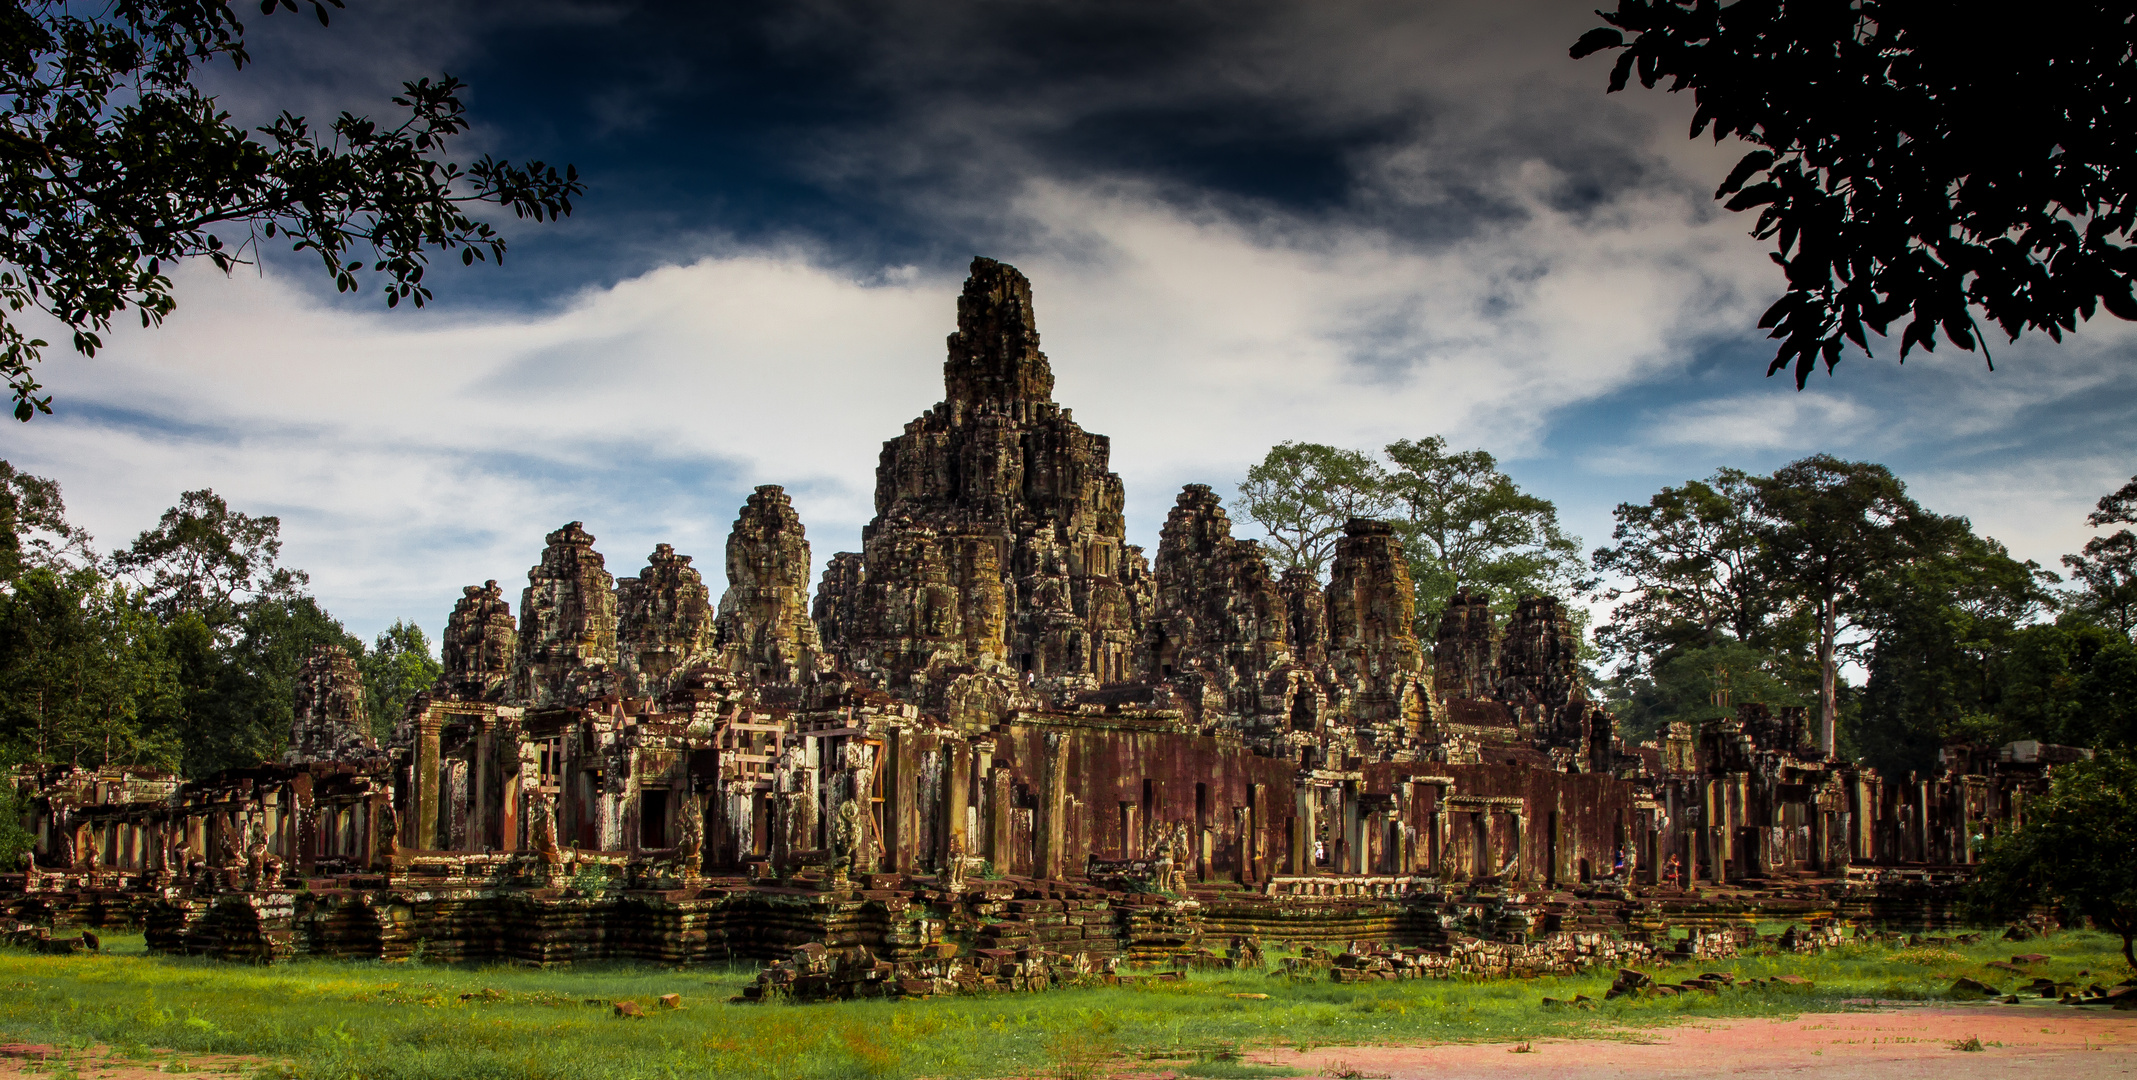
[1038, 732, 1069, 880]
[1917, 779, 1932, 863]
[947, 741, 971, 859]
[415, 715, 444, 852]
[988, 767, 1013, 873]
[292, 775, 318, 872]
[471, 717, 492, 851]
[1295, 786, 1318, 874]
[1507, 811, 1525, 881]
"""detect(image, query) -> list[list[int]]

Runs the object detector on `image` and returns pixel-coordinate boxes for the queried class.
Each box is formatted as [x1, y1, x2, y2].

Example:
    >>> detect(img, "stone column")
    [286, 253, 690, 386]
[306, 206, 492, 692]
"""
[1507, 811, 1525, 881]
[988, 766, 1013, 873]
[947, 741, 971, 860]
[414, 714, 444, 851]
[1296, 785, 1319, 874]
[1341, 784, 1363, 874]
[471, 716, 493, 850]
[1037, 732, 1068, 881]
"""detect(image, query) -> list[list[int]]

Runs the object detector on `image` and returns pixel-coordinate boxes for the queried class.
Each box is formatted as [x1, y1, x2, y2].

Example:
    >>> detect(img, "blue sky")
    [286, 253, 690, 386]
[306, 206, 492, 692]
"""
[2, 0, 2131, 645]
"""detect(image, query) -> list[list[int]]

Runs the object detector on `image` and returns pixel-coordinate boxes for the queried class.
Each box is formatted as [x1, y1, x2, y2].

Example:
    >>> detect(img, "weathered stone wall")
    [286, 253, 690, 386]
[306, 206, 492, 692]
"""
[811, 552, 866, 651]
[1497, 595, 1582, 708]
[1432, 588, 1495, 704]
[442, 581, 516, 702]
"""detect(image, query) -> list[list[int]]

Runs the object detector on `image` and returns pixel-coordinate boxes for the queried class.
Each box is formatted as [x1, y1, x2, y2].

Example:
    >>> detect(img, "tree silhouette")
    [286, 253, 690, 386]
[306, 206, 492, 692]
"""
[1574, 1, 2136, 385]
[0, 0, 581, 419]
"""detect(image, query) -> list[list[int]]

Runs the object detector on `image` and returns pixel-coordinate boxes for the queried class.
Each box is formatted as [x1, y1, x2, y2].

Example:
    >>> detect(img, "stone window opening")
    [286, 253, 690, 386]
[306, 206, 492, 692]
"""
[640, 788, 668, 849]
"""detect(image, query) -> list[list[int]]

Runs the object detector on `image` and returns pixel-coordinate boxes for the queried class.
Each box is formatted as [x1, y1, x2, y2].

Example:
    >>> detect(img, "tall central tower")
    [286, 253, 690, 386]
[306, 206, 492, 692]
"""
[817, 257, 1150, 692]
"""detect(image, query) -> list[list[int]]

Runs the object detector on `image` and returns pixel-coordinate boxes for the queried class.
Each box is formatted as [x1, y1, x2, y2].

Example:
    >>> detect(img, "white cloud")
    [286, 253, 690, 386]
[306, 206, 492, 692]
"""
[0, 142, 1790, 640]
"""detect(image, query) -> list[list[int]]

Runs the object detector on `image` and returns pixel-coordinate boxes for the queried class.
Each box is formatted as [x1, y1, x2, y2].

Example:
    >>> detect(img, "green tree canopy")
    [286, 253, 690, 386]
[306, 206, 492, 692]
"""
[2067, 475, 2137, 637]
[1591, 468, 1792, 671]
[111, 488, 306, 630]
[172, 591, 359, 775]
[1967, 751, 2137, 969]
[1594, 454, 2088, 772]
[1573, 0, 2137, 386]
[0, 566, 183, 769]
[1381, 436, 1589, 625]
[0, 461, 96, 574]
[1602, 639, 1813, 746]
[0, 0, 582, 420]
[1235, 438, 1587, 633]
[359, 618, 439, 740]
[1851, 530, 2060, 775]
[0, 465, 409, 777]
[1235, 442, 1392, 577]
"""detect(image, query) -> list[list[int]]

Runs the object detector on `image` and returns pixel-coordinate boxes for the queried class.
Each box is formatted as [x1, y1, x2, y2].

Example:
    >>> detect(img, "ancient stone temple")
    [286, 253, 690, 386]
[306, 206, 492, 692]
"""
[816, 257, 1147, 692]
[1, 256, 2086, 985]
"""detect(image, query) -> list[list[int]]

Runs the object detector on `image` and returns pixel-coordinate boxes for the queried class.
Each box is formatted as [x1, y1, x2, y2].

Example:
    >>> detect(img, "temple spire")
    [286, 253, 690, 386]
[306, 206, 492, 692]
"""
[944, 256, 1054, 410]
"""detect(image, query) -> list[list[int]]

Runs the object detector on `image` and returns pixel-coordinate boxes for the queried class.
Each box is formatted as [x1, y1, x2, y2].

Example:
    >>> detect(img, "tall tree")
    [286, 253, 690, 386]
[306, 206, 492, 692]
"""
[1752, 455, 1943, 756]
[1852, 530, 2058, 775]
[0, 461, 96, 574]
[111, 489, 306, 630]
[2068, 476, 2137, 637]
[176, 592, 357, 775]
[1991, 621, 2137, 754]
[1235, 442, 1393, 577]
[1380, 436, 1588, 626]
[359, 619, 439, 740]
[0, 567, 183, 769]
[0, 0, 582, 419]
[1591, 468, 1787, 671]
[1573, 1, 2137, 386]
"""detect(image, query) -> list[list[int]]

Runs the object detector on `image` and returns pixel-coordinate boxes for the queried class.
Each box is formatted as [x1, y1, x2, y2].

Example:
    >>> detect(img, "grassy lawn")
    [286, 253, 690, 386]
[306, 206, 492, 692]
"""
[0, 930, 2126, 1080]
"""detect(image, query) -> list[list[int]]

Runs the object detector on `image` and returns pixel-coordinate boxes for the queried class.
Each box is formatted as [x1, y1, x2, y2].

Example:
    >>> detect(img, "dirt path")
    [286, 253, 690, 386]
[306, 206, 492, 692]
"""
[1254, 1005, 2137, 1080]
[0, 1042, 270, 1079]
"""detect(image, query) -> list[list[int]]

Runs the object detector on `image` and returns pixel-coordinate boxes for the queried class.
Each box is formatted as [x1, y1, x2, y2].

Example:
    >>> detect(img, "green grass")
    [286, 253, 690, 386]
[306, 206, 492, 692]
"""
[0, 930, 2126, 1080]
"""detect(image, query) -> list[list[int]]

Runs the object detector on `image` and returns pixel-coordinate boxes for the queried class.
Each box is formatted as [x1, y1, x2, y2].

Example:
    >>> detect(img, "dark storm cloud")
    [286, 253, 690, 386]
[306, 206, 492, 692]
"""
[208, 0, 1682, 299]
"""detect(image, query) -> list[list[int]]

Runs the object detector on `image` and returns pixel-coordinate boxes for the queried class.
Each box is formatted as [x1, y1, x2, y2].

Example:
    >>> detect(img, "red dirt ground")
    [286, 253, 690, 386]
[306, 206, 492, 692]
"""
[4, 1004, 2131, 1079]
[1250, 1005, 2137, 1080]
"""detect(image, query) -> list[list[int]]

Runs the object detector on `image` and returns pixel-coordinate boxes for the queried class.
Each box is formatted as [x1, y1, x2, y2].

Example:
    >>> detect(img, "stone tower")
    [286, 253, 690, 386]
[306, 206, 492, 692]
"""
[442, 580, 516, 702]
[1148, 484, 1290, 721]
[824, 257, 1147, 692]
[515, 521, 619, 708]
[1325, 519, 1428, 757]
[1496, 594, 1582, 709]
[618, 544, 716, 699]
[716, 485, 824, 683]
[286, 644, 376, 764]
[1432, 588, 1497, 703]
